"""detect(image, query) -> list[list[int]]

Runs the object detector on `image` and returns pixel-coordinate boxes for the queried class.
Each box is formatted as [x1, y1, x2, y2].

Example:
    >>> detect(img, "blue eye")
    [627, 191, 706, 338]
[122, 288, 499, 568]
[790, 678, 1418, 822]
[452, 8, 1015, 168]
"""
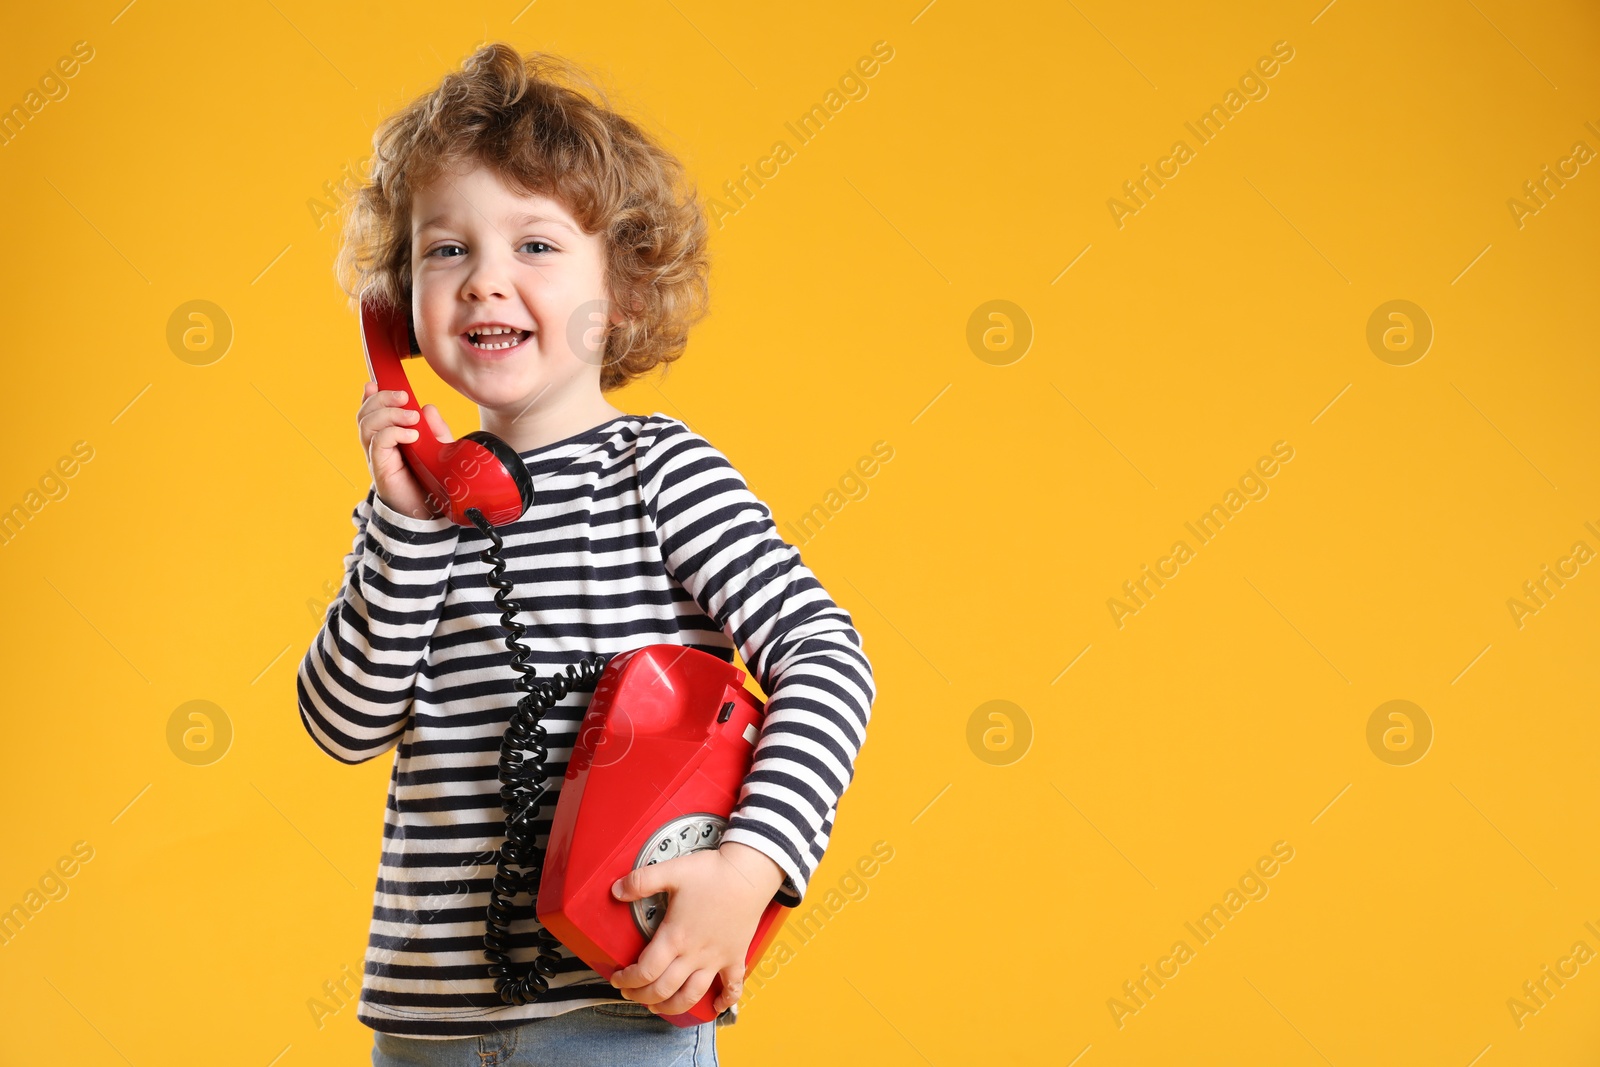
[428, 245, 464, 258]
[521, 241, 554, 254]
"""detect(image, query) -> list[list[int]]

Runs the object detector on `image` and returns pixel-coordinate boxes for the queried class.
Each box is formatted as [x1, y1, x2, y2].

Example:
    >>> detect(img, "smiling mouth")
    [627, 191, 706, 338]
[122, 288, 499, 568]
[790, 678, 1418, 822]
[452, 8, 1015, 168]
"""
[464, 327, 532, 352]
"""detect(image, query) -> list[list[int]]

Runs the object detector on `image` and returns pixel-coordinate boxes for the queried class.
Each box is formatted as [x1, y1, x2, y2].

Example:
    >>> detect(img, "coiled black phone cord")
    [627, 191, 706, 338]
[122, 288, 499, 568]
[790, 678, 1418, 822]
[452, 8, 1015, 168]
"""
[466, 508, 609, 1006]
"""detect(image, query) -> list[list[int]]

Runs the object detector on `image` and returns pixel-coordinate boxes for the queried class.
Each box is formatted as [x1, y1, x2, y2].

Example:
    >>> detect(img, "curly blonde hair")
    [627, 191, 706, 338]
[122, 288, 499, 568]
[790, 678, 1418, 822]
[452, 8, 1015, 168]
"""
[334, 43, 710, 391]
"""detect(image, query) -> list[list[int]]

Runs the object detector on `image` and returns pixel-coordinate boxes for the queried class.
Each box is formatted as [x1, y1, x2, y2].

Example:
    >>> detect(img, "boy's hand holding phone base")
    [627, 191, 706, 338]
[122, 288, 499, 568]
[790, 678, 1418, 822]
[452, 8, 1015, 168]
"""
[608, 841, 787, 1016]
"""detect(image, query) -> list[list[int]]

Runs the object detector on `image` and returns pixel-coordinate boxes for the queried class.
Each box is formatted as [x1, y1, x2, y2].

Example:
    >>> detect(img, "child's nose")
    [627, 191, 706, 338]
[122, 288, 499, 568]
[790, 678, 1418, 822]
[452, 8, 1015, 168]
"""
[462, 255, 523, 303]
[463, 270, 512, 302]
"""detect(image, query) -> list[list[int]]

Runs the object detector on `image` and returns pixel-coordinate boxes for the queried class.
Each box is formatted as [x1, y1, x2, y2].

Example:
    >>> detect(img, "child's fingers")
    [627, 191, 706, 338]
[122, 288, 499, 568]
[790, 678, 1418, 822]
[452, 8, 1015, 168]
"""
[371, 425, 421, 453]
[712, 964, 743, 1012]
[612, 857, 675, 902]
[356, 390, 411, 438]
[613, 931, 682, 995]
[357, 387, 410, 420]
[358, 404, 420, 446]
[611, 942, 666, 991]
[631, 956, 695, 1009]
[420, 403, 454, 442]
[362, 406, 420, 430]
[665, 967, 718, 1015]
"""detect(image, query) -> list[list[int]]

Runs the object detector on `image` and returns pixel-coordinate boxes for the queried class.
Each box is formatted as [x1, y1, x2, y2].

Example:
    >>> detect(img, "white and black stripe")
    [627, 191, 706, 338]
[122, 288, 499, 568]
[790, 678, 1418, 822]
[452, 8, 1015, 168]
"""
[296, 414, 875, 1038]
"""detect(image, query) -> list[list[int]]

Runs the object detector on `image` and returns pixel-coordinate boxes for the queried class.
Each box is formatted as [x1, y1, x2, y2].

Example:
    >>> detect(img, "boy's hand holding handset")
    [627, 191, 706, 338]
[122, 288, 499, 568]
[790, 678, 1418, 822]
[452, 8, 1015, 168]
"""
[357, 380, 455, 520]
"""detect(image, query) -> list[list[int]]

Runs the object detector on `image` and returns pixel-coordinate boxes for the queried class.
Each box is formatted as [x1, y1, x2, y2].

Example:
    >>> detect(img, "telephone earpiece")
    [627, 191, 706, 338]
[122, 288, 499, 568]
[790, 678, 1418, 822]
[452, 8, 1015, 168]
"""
[359, 286, 533, 526]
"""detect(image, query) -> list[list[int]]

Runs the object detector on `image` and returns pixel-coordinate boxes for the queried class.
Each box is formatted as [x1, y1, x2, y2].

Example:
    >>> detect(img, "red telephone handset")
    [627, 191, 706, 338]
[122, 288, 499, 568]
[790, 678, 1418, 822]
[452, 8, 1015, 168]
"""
[358, 289, 533, 527]
[358, 290, 791, 1027]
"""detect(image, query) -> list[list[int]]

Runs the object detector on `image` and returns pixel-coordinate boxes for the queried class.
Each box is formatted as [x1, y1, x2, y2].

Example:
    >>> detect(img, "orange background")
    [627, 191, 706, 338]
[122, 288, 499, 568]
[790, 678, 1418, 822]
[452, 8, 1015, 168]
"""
[1, 1, 1597, 1063]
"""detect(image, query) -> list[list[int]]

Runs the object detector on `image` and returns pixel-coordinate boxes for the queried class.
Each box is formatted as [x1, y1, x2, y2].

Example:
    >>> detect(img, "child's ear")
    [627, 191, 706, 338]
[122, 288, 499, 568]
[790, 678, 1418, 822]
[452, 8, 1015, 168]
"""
[607, 288, 643, 326]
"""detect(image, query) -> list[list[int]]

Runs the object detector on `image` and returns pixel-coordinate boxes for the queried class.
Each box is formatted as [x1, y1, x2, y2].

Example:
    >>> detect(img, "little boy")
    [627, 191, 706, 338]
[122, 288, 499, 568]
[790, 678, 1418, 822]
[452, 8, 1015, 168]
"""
[296, 42, 875, 1065]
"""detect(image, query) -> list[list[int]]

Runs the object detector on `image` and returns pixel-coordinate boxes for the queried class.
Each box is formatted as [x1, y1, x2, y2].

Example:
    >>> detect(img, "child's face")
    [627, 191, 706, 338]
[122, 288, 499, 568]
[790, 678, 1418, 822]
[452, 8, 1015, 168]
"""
[409, 160, 616, 421]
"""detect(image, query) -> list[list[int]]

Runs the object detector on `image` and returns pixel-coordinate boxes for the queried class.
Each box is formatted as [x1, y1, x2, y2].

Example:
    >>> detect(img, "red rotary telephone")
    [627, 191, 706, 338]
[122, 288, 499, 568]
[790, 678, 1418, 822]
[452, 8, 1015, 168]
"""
[359, 290, 789, 1027]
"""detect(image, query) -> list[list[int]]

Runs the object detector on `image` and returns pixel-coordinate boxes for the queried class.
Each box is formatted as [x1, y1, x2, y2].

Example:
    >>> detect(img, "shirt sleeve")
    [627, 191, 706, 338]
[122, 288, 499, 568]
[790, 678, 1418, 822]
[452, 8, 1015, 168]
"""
[296, 487, 461, 764]
[639, 421, 876, 906]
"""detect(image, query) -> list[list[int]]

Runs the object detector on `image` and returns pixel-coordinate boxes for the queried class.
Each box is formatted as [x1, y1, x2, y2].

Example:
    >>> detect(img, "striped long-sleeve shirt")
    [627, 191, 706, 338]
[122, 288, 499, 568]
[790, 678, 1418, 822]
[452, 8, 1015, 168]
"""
[296, 413, 875, 1039]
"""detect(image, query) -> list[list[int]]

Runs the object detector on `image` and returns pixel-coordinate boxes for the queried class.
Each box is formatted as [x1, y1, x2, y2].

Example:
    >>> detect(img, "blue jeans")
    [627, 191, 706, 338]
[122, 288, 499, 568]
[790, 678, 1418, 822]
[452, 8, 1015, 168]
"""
[370, 1002, 722, 1066]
